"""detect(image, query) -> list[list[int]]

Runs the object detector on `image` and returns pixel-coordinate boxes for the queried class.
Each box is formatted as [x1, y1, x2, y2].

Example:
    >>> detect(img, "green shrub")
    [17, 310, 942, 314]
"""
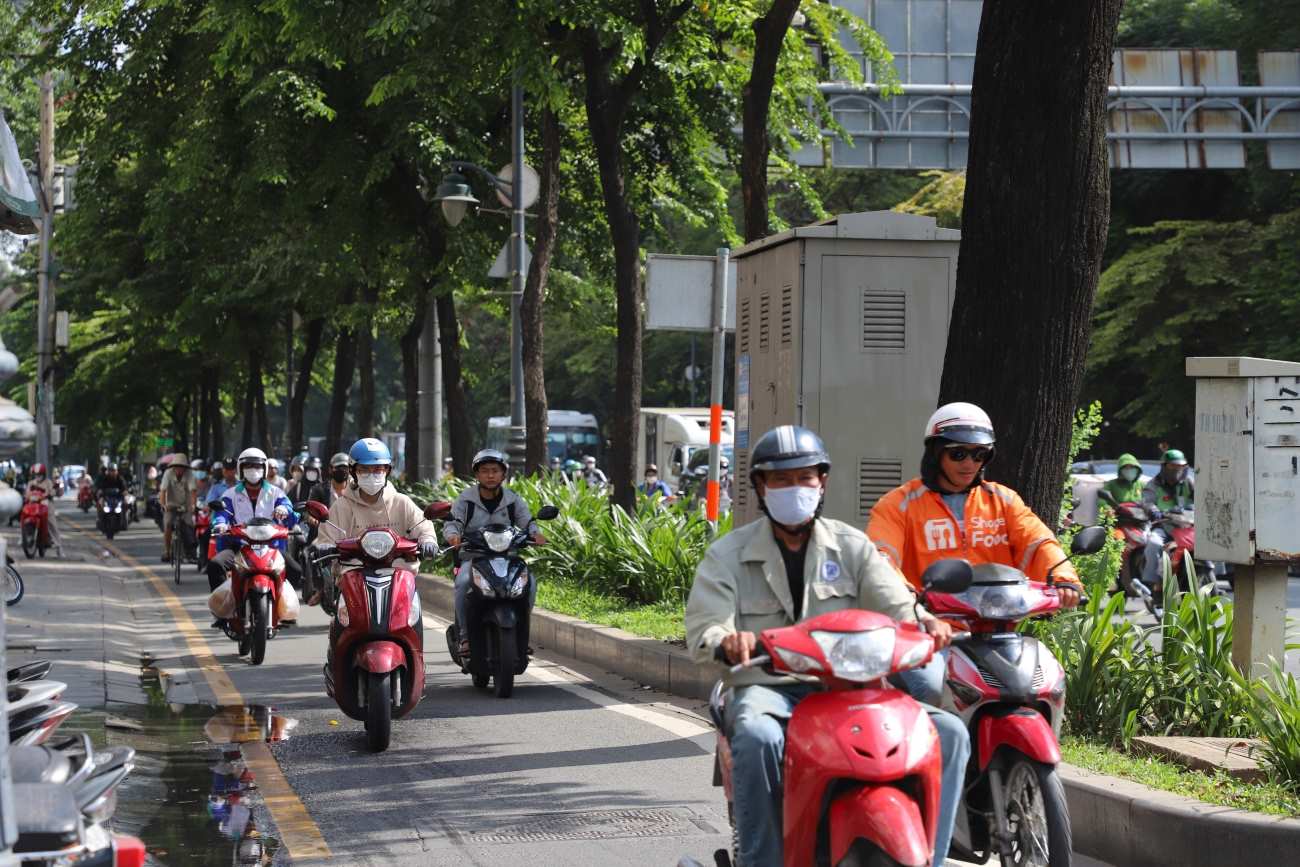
[1242, 660, 1300, 791]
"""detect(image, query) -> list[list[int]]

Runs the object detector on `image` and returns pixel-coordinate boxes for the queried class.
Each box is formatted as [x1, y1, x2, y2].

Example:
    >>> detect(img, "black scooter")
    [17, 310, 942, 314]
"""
[97, 492, 127, 540]
[444, 505, 558, 698]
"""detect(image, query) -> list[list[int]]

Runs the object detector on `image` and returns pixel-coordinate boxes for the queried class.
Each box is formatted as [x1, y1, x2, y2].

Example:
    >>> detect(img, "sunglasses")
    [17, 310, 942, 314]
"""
[943, 446, 992, 464]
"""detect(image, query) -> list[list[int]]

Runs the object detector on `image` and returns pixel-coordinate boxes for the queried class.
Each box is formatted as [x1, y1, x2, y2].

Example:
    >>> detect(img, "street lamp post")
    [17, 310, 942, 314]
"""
[431, 80, 535, 474]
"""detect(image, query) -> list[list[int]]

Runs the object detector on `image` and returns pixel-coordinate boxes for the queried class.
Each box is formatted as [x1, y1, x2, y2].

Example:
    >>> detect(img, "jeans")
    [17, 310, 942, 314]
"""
[726, 681, 969, 867]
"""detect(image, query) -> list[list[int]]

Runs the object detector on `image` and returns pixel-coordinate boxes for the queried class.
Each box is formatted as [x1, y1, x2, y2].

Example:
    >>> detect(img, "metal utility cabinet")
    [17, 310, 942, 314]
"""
[732, 211, 960, 526]
[1188, 356, 1300, 674]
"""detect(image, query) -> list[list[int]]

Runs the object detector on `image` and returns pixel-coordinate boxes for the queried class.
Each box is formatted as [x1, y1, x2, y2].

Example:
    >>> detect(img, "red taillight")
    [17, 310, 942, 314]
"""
[113, 835, 147, 867]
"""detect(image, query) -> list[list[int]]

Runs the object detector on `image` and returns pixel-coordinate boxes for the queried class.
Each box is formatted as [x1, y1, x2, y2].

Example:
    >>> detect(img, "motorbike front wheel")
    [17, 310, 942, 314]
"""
[20, 524, 36, 559]
[999, 759, 1071, 867]
[366, 672, 392, 752]
[494, 626, 516, 698]
[4, 563, 24, 606]
[249, 594, 270, 665]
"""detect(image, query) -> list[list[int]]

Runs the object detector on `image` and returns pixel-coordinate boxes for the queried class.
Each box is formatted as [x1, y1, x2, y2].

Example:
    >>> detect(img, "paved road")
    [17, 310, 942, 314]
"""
[9, 499, 1113, 866]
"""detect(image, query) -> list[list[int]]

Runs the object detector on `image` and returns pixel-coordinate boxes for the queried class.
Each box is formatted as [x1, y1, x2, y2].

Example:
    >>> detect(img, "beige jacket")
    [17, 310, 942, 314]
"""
[685, 517, 919, 688]
[312, 482, 436, 550]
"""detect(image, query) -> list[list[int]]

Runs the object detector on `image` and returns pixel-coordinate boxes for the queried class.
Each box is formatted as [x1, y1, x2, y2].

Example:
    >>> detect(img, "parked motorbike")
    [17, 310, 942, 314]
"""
[307, 499, 437, 752]
[686, 560, 973, 867]
[444, 504, 559, 698]
[219, 518, 290, 666]
[21, 488, 52, 559]
[924, 525, 1106, 867]
[6, 551, 25, 606]
[97, 492, 128, 540]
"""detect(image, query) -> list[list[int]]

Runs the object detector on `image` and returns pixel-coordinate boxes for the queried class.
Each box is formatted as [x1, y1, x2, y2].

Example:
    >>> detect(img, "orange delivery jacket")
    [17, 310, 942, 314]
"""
[866, 478, 1080, 592]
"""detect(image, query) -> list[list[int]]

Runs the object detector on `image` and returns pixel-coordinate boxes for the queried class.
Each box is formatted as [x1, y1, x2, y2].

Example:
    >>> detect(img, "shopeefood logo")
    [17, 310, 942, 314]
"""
[968, 515, 1008, 548]
[924, 518, 958, 551]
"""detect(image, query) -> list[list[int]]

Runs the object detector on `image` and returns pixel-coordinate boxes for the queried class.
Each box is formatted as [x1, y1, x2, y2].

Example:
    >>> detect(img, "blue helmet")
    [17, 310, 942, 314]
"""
[349, 437, 392, 467]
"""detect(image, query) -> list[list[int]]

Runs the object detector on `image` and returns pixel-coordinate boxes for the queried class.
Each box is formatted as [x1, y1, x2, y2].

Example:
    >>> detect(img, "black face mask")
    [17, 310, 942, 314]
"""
[331, 468, 349, 483]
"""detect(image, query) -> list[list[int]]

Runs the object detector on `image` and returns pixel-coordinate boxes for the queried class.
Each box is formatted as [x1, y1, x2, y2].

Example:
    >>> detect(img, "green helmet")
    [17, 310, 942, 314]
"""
[1162, 449, 1187, 465]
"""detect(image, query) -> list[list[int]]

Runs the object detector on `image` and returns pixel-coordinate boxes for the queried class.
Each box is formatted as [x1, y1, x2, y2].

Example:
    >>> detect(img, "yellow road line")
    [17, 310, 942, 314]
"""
[63, 519, 333, 863]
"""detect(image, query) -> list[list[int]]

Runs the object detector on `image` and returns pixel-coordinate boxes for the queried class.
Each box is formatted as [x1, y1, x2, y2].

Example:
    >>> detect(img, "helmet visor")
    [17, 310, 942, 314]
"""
[932, 425, 994, 446]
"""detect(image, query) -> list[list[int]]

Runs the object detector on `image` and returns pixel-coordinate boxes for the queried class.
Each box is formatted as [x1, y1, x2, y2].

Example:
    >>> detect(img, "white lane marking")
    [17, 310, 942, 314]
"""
[420, 606, 713, 740]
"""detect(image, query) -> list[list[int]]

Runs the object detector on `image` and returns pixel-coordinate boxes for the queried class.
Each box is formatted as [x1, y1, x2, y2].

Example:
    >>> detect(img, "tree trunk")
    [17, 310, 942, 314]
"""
[938, 1, 1123, 521]
[399, 293, 427, 482]
[211, 376, 224, 459]
[741, 0, 801, 243]
[582, 47, 643, 512]
[522, 107, 562, 475]
[436, 291, 473, 479]
[172, 395, 191, 456]
[325, 324, 357, 459]
[357, 321, 375, 438]
[252, 354, 271, 452]
[289, 317, 325, 454]
[241, 357, 256, 448]
[197, 380, 210, 460]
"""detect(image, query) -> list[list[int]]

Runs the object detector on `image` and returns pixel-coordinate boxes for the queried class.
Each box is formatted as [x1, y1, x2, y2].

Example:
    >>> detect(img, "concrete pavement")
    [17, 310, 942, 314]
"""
[10, 498, 1111, 866]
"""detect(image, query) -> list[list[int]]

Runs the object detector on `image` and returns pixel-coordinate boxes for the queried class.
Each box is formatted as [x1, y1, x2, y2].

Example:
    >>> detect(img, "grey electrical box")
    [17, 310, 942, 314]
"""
[732, 211, 960, 527]
[1188, 356, 1300, 564]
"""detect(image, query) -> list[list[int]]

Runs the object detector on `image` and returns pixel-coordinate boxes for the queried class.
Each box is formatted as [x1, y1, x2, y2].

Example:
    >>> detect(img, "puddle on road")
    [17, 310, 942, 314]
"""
[62, 667, 298, 866]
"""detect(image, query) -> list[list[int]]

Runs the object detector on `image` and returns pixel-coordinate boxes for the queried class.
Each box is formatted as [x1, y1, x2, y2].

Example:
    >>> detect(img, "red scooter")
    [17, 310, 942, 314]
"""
[219, 518, 289, 666]
[924, 526, 1106, 867]
[195, 503, 212, 571]
[20, 488, 51, 559]
[307, 500, 444, 752]
[696, 561, 973, 867]
[77, 481, 94, 512]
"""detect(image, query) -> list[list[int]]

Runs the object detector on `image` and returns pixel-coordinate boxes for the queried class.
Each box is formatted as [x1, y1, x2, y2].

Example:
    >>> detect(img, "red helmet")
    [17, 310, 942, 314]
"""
[30, 463, 46, 477]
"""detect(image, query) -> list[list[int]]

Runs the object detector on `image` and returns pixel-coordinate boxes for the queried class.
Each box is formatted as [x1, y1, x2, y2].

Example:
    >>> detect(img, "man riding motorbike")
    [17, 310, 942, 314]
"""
[159, 453, 198, 563]
[24, 463, 62, 557]
[868, 403, 1081, 703]
[686, 425, 967, 867]
[441, 449, 543, 658]
[1132, 448, 1195, 594]
[1103, 453, 1145, 505]
[311, 438, 438, 605]
[286, 456, 326, 507]
[326, 453, 351, 504]
[207, 448, 300, 624]
[94, 463, 128, 505]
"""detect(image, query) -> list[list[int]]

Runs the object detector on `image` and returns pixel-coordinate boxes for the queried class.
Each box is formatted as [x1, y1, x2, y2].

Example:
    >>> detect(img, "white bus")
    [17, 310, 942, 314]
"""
[486, 410, 602, 464]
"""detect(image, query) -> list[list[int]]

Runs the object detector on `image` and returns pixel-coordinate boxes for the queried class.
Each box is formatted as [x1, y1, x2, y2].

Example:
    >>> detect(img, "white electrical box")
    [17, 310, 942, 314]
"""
[1188, 356, 1300, 564]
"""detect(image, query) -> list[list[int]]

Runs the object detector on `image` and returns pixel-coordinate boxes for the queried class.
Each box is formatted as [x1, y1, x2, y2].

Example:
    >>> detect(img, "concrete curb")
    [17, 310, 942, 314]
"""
[417, 572, 1300, 862]
[415, 574, 716, 700]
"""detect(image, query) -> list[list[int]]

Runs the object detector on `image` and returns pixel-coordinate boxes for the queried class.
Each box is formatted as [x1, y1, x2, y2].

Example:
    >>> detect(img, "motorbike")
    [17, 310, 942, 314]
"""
[77, 483, 94, 512]
[218, 518, 290, 666]
[1099, 490, 1220, 618]
[924, 525, 1107, 867]
[686, 560, 973, 867]
[8, 682, 77, 747]
[444, 504, 559, 698]
[124, 489, 139, 524]
[97, 492, 128, 540]
[307, 499, 438, 752]
[194, 503, 212, 571]
[5, 552, 23, 605]
[21, 488, 52, 559]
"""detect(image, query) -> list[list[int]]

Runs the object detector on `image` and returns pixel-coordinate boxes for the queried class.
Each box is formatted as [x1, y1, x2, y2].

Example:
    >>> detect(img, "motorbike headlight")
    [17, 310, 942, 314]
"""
[964, 585, 1033, 621]
[242, 524, 277, 543]
[472, 569, 494, 595]
[113, 504, 121, 513]
[508, 569, 529, 598]
[408, 590, 422, 627]
[774, 645, 823, 674]
[360, 530, 395, 560]
[811, 628, 896, 682]
[483, 529, 513, 553]
[336, 597, 350, 627]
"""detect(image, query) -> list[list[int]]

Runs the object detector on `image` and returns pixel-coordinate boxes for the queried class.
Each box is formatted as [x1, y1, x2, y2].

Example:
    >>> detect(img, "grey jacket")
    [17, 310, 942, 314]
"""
[442, 484, 537, 541]
[685, 517, 919, 688]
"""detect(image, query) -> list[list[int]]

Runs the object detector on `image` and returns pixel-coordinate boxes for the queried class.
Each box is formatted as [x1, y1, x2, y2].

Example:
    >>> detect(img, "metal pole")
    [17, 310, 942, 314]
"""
[689, 334, 697, 406]
[705, 247, 729, 530]
[35, 71, 54, 469]
[418, 294, 441, 481]
[507, 76, 527, 474]
[0, 536, 19, 865]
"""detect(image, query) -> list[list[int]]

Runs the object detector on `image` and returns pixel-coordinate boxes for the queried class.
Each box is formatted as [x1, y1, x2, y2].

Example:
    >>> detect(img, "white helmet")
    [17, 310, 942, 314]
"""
[237, 447, 268, 469]
[924, 402, 995, 446]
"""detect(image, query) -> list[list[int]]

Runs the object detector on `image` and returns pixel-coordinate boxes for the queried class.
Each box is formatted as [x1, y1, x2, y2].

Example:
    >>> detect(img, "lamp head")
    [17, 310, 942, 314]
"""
[432, 172, 479, 227]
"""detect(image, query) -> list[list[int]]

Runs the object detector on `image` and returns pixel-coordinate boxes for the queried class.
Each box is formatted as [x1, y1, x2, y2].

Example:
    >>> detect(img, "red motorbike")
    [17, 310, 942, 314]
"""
[306, 500, 442, 752]
[219, 518, 289, 666]
[923, 526, 1106, 867]
[195, 503, 212, 571]
[77, 481, 94, 512]
[696, 562, 973, 867]
[20, 489, 51, 559]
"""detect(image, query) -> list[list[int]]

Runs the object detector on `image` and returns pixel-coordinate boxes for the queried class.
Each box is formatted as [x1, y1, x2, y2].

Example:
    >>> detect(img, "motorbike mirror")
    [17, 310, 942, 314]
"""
[536, 505, 559, 521]
[921, 558, 974, 594]
[1071, 525, 1108, 556]
[304, 500, 330, 521]
[424, 501, 452, 521]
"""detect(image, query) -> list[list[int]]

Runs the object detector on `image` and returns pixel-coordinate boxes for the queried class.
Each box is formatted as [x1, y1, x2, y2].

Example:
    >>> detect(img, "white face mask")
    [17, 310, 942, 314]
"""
[764, 484, 822, 527]
[243, 468, 264, 485]
[305, 469, 319, 482]
[1120, 467, 1139, 482]
[357, 473, 386, 496]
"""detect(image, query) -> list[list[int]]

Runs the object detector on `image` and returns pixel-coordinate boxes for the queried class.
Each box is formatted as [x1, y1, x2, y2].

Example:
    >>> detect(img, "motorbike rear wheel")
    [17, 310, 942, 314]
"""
[249, 594, 269, 665]
[4, 563, 24, 606]
[365, 672, 392, 752]
[20, 524, 36, 559]
[493, 626, 515, 699]
[999, 759, 1071, 867]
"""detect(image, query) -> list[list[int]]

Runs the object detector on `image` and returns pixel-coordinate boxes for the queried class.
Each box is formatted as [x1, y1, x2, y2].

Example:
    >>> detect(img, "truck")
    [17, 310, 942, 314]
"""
[638, 407, 734, 493]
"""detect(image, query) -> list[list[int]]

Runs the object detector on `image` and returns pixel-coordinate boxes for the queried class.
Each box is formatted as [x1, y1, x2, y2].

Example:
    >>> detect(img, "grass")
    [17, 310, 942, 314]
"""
[1062, 735, 1300, 817]
[536, 581, 687, 642]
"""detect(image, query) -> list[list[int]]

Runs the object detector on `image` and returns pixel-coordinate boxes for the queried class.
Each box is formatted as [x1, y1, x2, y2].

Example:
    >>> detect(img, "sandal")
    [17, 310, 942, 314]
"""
[457, 639, 470, 657]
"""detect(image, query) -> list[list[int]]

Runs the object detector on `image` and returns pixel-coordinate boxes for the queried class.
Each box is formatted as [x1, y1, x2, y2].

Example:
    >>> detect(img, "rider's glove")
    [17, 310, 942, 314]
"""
[419, 540, 439, 559]
[213, 522, 228, 535]
[1147, 508, 1163, 521]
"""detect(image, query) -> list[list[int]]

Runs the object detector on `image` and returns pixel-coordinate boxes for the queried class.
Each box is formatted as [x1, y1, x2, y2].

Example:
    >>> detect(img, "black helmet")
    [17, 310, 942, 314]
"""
[471, 449, 509, 474]
[222, 457, 237, 469]
[305, 456, 323, 470]
[748, 425, 831, 478]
